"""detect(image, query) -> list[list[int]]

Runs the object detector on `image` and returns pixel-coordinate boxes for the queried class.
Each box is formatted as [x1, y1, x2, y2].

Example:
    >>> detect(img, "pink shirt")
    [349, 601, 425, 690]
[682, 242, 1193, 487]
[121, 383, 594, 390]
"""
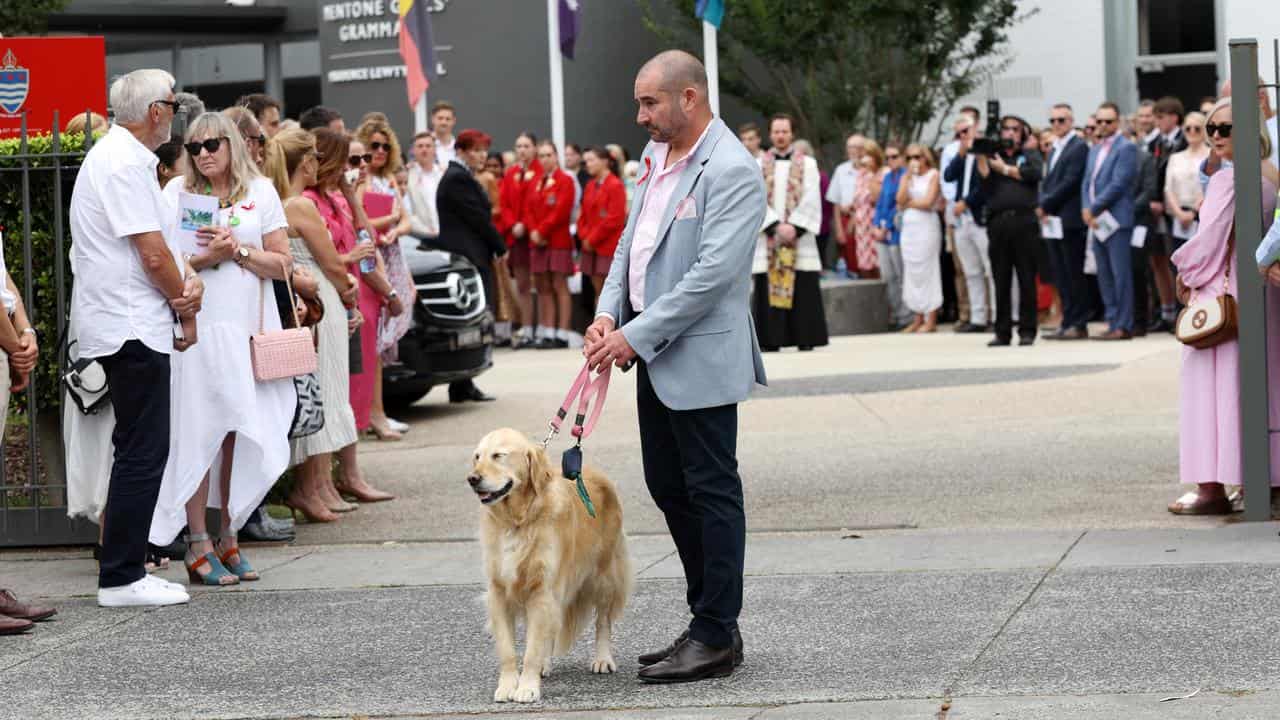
[1090, 133, 1118, 200]
[627, 122, 713, 312]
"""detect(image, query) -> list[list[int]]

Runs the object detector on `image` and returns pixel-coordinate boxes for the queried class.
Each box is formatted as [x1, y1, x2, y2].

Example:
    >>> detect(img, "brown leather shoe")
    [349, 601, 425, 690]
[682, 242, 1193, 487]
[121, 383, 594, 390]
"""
[0, 614, 33, 635]
[0, 590, 56, 622]
[637, 639, 734, 684]
[639, 628, 743, 668]
[1094, 329, 1132, 341]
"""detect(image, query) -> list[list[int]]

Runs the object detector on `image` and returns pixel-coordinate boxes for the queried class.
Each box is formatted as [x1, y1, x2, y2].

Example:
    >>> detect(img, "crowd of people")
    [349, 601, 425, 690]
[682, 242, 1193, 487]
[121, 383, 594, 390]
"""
[4, 60, 1280, 629]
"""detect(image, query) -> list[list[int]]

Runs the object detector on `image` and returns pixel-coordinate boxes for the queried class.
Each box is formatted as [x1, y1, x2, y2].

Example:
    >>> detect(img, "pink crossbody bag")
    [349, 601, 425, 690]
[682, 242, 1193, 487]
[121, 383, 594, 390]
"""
[250, 259, 318, 381]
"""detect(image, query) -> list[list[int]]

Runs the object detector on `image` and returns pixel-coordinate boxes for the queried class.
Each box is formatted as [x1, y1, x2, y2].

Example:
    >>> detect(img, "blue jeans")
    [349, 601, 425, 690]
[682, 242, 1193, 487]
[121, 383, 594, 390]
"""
[1093, 229, 1133, 333]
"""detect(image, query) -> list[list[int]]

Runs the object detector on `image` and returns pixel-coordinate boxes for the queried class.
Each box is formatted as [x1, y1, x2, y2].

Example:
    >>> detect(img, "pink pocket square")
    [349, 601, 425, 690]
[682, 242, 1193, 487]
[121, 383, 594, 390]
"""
[674, 196, 698, 220]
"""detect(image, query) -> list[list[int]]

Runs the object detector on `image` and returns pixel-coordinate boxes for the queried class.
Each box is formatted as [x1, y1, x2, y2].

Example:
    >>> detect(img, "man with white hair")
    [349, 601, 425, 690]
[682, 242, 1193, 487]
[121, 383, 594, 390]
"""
[70, 68, 206, 607]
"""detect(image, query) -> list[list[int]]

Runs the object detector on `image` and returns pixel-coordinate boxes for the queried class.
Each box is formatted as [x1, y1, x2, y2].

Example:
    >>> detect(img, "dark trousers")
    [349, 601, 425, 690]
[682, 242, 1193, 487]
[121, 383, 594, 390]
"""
[1131, 243, 1149, 331]
[97, 340, 171, 588]
[636, 362, 744, 649]
[1046, 228, 1091, 332]
[987, 209, 1039, 340]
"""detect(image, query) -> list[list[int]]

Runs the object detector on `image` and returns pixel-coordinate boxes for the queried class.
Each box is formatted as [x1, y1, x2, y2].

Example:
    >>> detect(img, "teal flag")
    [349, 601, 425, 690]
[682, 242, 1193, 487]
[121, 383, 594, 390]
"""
[696, 0, 724, 28]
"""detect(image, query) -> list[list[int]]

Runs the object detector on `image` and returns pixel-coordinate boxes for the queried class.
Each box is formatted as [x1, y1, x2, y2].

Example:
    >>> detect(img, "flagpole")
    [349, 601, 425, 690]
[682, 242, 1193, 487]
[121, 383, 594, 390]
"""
[547, 0, 566, 165]
[703, 20, 719, 116]
[414, 94, 428, 134]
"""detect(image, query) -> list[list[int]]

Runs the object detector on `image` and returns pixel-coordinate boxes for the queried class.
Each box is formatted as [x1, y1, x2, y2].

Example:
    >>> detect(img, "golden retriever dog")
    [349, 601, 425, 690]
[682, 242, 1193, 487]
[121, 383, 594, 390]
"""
[469, 428, 632, 703]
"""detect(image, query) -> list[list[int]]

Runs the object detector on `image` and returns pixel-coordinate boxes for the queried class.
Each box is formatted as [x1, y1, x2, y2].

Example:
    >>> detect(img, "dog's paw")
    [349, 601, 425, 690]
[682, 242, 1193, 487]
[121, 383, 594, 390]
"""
[493, 675, 519, 703]
[591, 655, 617, 674]
[512, 683, 542, 703]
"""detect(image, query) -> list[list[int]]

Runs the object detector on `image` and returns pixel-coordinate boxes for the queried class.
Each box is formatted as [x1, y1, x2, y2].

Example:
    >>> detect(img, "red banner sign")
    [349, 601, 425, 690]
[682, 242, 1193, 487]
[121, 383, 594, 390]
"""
[0, 37, 107, 139]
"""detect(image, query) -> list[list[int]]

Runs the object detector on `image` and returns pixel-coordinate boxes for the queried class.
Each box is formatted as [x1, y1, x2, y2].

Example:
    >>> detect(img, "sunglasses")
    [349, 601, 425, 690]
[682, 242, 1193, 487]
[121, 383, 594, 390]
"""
[348, 153, 373, 167]
[184, 137, 227, 156]
[244, 133, 267, 145]
[1049, 117, 1070, 125]
[151, 99, 180, 113]
[1206, 123, 1233, 138]
[1095, 118, 1117, 125]
[369, 141, 391, 152]
[1084, 126, 1097, 133]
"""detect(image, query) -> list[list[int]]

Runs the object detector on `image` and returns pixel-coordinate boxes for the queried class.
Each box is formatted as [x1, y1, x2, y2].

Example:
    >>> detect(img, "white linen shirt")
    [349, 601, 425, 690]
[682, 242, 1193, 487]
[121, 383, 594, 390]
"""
[825, 159, 858, 208]
[435, 136, 456, 168]
[70, 124, 183, 358]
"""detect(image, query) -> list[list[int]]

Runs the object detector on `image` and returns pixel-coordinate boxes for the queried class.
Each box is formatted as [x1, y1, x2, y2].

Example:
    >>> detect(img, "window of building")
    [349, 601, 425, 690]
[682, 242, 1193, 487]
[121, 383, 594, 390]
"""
[1137, 0, 1216, 56]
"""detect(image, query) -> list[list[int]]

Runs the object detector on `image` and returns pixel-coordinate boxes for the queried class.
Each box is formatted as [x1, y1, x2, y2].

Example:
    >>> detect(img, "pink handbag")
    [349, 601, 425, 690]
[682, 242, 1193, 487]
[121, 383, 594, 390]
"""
[250, 263, 318, 382]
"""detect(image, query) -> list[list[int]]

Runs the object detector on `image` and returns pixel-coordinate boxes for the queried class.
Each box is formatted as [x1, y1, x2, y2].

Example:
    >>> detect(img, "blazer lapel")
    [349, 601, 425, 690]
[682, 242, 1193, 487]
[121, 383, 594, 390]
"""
[650, 119, 727, 255]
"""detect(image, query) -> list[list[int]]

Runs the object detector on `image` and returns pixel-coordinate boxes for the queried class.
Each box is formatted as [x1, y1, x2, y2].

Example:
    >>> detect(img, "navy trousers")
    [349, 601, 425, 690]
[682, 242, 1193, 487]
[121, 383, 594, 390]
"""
[1047, 228, 1092, 332]
[636, 361, 744, 649]
[1094, 229, 1134, 332]
[97, 340, 171, 589]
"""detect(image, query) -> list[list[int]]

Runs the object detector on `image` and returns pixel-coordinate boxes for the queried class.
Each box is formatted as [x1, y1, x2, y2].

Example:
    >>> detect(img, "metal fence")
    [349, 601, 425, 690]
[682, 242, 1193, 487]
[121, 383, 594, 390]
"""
[0, 111, 98, 547]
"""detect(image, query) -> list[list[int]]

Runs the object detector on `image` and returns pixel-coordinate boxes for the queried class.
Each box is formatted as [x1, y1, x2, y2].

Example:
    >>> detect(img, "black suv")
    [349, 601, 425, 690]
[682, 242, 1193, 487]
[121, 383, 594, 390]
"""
[382, 238, 494, 410]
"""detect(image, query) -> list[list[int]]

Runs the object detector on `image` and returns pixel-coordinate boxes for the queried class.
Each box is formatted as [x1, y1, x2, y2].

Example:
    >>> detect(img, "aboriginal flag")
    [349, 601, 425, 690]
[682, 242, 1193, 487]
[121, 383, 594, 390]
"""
[398, 0, 437, 107]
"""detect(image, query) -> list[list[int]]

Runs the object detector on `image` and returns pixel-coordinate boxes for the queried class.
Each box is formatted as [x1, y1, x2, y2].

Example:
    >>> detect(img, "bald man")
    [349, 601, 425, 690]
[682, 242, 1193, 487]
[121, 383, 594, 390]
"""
[585, 50, 767, 684]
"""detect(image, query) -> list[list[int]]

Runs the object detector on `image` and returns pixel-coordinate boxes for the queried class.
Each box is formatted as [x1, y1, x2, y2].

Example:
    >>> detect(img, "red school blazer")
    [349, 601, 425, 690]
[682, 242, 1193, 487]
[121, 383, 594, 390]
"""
[578, 172, 627, 258]
[496, 161, 538, 246]
[521, 168, 575, 251]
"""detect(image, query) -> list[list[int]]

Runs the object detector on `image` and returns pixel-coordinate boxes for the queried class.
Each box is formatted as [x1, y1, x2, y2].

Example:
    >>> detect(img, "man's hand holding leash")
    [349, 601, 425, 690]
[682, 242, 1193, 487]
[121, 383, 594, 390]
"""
[584, 316, 636, 372]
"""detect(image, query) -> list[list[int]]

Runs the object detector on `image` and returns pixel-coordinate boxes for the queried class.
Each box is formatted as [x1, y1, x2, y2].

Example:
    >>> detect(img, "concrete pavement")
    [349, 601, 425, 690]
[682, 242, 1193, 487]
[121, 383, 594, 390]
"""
[5, 325, 1277, 718]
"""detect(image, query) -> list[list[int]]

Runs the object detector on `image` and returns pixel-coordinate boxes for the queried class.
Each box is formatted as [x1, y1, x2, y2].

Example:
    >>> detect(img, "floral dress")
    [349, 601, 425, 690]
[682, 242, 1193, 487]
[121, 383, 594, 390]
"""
[846, 167, 881, 275]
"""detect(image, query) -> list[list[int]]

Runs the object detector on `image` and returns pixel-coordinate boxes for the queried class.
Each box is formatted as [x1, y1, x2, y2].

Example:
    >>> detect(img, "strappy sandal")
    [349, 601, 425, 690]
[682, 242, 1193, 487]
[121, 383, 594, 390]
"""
[1167, 491, 1232, 516]
[215, 534, 260, 582]
[184, 533, 240, 586]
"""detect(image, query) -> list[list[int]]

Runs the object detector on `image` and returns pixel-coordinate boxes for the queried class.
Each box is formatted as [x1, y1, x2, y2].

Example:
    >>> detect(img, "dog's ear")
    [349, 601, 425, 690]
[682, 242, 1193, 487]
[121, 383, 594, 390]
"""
[525, 446, 553, 494]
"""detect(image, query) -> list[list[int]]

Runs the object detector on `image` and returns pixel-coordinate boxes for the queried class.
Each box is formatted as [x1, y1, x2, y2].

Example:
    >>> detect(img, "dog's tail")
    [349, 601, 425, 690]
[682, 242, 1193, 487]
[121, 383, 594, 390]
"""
[554, 589, 596, 657]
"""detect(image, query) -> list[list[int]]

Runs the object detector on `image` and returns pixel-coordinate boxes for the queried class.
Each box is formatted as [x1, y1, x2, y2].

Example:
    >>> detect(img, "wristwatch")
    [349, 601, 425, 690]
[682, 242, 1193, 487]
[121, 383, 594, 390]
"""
[234, 246, 250, 267]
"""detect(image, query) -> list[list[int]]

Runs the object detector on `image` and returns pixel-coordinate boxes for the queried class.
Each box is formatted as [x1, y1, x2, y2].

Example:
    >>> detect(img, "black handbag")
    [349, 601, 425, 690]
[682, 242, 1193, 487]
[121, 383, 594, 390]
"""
[61, 339, 111, 415]
[289, 371, 324, 439]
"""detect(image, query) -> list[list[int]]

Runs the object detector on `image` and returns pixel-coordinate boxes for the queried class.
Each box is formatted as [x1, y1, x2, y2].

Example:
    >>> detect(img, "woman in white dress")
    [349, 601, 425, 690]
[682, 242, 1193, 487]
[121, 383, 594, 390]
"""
[895, 144, 943, 333]
[150, 112, 296, 586]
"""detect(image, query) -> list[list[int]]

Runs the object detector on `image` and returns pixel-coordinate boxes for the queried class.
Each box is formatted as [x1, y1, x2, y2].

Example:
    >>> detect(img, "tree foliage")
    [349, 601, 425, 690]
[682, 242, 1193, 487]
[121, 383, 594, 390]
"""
[0, 0, 70, 36]
[642, 0, 1023, 159]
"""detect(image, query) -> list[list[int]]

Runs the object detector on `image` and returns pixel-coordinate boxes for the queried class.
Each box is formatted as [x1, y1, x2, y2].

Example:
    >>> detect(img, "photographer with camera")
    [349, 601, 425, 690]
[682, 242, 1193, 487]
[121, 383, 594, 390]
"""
[974, 115, 1044, 346]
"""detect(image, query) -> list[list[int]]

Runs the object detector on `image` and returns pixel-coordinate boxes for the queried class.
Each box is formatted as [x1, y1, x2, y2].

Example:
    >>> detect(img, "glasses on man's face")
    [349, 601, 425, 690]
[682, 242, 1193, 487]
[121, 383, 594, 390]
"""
[1206, 123, 1233, 138]
[1084, 126, 1097, 134]
[1049, 117, 1070, 125]
[348, 153, 373, 167]
[184, 137, 227, 157]
[1095, 117, 1117, 126]
[369, 141, 391, 152]
[151, 99, 180, 113]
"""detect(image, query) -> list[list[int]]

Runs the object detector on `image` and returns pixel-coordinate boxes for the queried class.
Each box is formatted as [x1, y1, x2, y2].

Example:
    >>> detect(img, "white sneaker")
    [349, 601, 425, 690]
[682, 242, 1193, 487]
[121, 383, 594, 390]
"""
[387, 417, 409, 433]
[140, 573, 187, 594]
[98, 575, 190, 608]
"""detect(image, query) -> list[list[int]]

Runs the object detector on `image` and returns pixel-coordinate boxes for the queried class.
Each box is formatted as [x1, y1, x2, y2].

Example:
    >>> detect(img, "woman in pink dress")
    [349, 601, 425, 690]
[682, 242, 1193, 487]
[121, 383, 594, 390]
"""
[299, 129, 397, 514]
[1168, 97, 1279, 514]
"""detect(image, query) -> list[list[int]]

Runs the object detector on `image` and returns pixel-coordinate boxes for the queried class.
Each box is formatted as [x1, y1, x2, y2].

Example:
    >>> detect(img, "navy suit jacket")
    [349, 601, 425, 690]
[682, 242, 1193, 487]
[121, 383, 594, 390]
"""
[943, 152, 986, 225]
[1082, 136, 1138, 230]
[1039, 135, 1088, 231]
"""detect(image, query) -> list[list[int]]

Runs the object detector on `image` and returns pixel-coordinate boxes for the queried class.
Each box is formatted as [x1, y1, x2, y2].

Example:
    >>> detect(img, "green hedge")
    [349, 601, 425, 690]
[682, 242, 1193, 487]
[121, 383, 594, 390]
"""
[0, 131, 97, 416]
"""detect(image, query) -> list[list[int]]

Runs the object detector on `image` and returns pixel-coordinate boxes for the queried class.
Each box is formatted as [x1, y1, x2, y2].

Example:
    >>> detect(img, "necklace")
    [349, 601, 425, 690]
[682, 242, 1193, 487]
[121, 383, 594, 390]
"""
[205, 183, 241, 226]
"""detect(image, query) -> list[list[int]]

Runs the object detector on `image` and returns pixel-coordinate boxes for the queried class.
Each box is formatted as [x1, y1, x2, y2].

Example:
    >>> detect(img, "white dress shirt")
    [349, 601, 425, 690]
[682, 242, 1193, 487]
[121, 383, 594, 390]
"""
[825, 159, 858, 208]
[435, 136, 456, 168]
[70, 124, 182, 358]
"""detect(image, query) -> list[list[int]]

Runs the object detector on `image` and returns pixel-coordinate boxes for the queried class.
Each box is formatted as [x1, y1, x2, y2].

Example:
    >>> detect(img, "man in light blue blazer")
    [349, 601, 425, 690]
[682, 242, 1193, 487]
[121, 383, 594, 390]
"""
[585, 50, 767, 685]
[1081, 101, 1138, 339]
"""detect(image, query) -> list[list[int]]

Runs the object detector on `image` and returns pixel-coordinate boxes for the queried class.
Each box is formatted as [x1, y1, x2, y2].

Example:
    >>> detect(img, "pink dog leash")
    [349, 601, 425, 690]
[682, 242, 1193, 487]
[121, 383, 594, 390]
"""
[543, 361, 612, 518]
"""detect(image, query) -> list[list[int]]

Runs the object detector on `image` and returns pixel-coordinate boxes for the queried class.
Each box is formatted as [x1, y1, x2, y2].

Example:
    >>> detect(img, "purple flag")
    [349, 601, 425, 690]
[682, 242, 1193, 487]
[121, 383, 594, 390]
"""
[560, 0, 580, 59]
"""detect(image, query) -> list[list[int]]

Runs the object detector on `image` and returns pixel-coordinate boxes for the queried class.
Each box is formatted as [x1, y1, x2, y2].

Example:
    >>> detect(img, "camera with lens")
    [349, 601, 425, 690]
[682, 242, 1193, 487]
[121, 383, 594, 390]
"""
[969, 99, 1013, 156]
